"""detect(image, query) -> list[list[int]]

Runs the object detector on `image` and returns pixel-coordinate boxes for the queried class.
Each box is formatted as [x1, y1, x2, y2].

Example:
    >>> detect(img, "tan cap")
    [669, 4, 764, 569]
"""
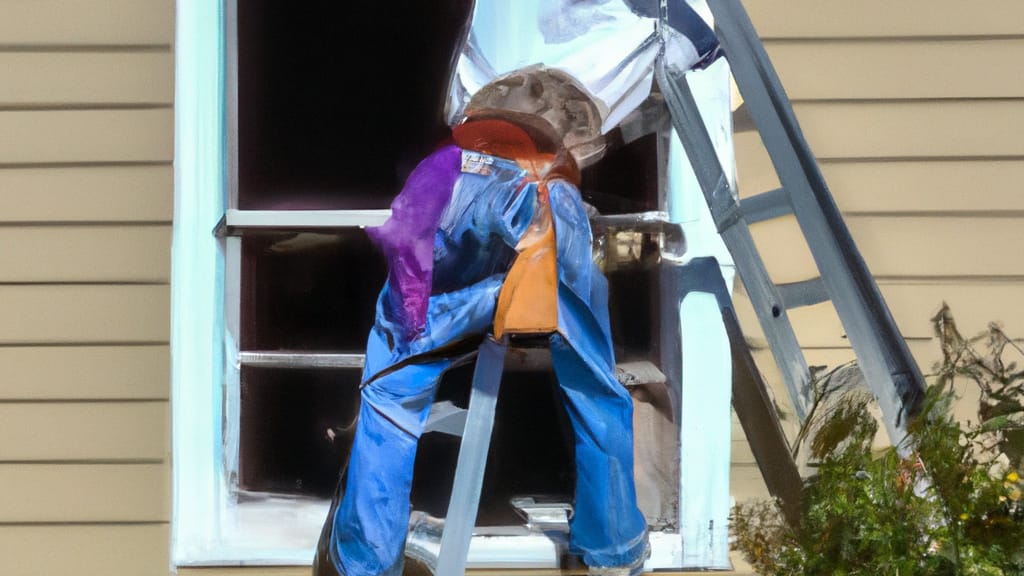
[465, 65, 606, 167]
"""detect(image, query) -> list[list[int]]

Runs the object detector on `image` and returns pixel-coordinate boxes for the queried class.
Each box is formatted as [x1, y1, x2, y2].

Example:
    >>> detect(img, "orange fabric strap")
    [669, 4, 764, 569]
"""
[493, 181, 559, 339]
[451, 116, 575, 338]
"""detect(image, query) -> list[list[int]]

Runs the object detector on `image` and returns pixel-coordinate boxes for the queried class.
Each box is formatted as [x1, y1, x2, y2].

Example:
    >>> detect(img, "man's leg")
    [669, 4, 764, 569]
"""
[549, 333, 648, 572]
[330, 359, 451, 576]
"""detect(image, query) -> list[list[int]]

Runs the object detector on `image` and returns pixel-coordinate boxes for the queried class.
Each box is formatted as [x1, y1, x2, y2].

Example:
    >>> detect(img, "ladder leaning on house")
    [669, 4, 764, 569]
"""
[418, 1, 932, 569]
[414, 0, 932, 569]
[656, 0, 928, 523]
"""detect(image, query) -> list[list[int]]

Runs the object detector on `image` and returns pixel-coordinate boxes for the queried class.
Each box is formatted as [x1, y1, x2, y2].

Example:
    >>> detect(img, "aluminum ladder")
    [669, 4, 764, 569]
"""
[655, 0, 927, 505]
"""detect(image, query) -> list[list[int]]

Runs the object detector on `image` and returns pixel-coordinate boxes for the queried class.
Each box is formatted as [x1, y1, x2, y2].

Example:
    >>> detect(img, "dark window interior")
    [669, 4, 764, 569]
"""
[239, 360, 578, 525]
[411, 362, 577, 526]
[607, 266, 659, 362]
[240, 230, 387, 352]
[239, 366, 362, 495]
[581, 133, 661, 215]
[237, 0, 475, 210]
[237, 0, 659, 214]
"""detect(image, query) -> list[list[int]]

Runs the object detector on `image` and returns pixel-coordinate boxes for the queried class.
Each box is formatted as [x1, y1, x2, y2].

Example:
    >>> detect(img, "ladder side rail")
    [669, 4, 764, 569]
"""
[708, 0, 926, 442]
[656, 62, 812, 421]
[435, 337, 508, 576]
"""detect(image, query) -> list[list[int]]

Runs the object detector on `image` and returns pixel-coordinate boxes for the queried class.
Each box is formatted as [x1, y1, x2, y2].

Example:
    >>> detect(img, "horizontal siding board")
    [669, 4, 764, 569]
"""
[800, 341, 982, 385]
[751, 342, 962, 396]
[744, 0, 1024, 39]
[0, 165, 173, 223]
[756, 343, 984, 435]
[749, 215, 1024, 283]
[0, 0, 174, 46]
[736, 147, 1024, 216]
[731, 433, 755, 466]
[874, 281, 1024, 343]
[0, 463, 167, 522]
[821, 160, 1024, 214]
[0, 525, 168, 576]
[736, 280, 1024, 349]
[0, 109, 173, 164]
[0, 285, 169, 344]
[0, 225, 171, 283]
[0, 53, 173, 106]
[798, 342, 942, 380]
[847, 216, 1024, 278]
[792, 101, 1024, 160]
[0, 401, 167, 461]
[746, 215, 815, 285]
[730, 463, 770, 503]
[0, 345, 168, 400]
[766, 39, 1024, 100]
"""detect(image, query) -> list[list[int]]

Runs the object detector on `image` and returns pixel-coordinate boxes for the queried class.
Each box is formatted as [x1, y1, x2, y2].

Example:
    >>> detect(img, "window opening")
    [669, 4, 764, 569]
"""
[173, 0, 737, 568]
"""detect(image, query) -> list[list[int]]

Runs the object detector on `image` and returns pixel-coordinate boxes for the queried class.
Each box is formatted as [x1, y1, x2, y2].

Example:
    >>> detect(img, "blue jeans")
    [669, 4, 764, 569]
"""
[329, 331, 647, 575]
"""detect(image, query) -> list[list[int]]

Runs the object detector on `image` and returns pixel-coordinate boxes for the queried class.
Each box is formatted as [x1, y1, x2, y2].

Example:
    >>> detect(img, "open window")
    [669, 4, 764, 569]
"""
[223, 0, 667, 511]
[174, 0, 736, 568]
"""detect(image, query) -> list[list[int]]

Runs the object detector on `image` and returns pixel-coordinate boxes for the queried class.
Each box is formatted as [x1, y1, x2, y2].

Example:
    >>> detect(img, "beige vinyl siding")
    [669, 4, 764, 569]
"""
[0, 166, 173, 222]
[765, 39, 1024, 101]
[0, 525, 170, 576]
[737, 280, 1024, 349]
[0, 0, 175, 46]
[818, 160, 1024, 215]
[747, 215, 1023, 283]
[0, 225, 171, 283]
[738, 137, 1024, 214]
[744, 0, 1024, 39]
[0, 53, 174, 106]
[789, 101, 1024, 159]
[738, 101, 1024, 163]
[0, 285, 169, 344]
[0, 2, 174, 576]
[0, 464, 168, 521]
[0, 345, 169, 400]
[730, 0, 1024, 512]
[0, 109, 173, 164]
[0, 403, 168, 461]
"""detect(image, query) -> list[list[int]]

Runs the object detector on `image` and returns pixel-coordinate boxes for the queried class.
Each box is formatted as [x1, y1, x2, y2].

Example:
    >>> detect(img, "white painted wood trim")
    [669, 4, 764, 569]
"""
[225, 209, 392, 229]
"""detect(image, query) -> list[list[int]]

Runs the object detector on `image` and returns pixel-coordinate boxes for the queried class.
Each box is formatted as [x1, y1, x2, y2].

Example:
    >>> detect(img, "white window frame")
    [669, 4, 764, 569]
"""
[172, 0, 739, 568]
[173, 0, 373, 565]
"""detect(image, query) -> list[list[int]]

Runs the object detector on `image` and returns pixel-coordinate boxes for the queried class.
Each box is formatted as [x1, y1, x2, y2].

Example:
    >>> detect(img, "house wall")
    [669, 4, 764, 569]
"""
[0, 1, 174, 575]
[2, 1, 1019, 575]
[731, 0, 1024, 433]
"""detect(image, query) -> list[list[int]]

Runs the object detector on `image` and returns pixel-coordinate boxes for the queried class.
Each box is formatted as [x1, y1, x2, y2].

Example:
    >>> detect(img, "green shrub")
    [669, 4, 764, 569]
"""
[731, 304, 1024, 575]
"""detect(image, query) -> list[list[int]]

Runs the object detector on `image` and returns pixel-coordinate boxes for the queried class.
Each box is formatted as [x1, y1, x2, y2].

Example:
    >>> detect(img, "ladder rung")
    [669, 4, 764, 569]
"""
[424, 400, 468, 437]
[777, 277, 829, 310]
[740, 187, 791, 224]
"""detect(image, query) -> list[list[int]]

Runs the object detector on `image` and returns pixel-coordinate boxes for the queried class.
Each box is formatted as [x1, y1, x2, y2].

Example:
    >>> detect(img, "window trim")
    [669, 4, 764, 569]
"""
[173, 0, 740, 568]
